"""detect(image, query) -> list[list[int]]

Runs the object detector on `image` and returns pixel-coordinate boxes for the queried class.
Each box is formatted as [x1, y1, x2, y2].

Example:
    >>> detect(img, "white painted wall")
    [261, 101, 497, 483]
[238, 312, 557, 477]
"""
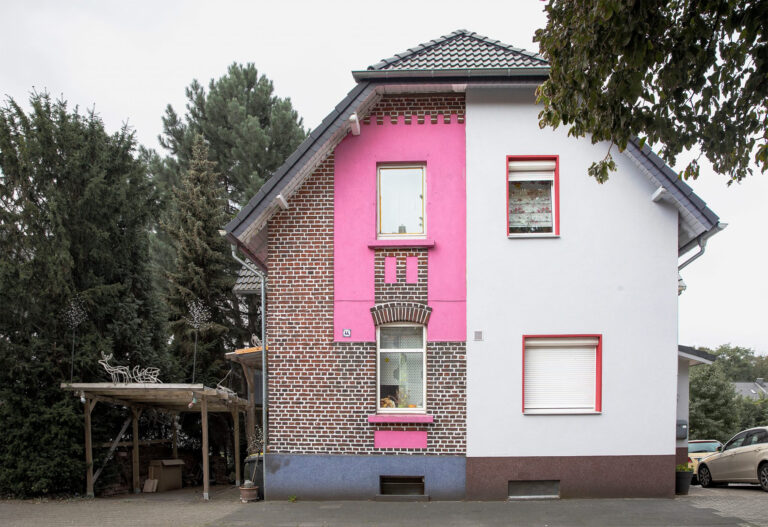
[677, 358, 690, 450]
[465, 87, 679, 457]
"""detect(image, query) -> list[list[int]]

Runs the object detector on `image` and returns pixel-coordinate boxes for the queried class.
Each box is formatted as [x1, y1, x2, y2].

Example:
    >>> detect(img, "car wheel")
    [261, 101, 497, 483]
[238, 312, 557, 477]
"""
[699, 465, 714, 488]
[759, 463, 768, 492]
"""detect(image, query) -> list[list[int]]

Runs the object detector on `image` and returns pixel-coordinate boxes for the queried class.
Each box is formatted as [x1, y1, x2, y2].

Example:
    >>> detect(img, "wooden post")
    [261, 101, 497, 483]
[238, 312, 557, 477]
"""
[232, 409, 241, 486]
[84, 399, 95, 497]
[132, 407, 141, 494]
[240, 364, 255, 438]
[201, 396, 210, 500]
[172, 414, 178, 459]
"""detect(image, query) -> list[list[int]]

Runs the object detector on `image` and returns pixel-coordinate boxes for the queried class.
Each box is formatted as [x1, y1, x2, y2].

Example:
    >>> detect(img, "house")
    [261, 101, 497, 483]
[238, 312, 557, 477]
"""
[223, 30, 723, 500]
[733, 378, 768, 400]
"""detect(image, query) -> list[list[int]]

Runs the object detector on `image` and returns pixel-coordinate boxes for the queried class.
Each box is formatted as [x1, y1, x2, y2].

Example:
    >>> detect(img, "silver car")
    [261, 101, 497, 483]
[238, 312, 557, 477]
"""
[698, 426, 768, 491]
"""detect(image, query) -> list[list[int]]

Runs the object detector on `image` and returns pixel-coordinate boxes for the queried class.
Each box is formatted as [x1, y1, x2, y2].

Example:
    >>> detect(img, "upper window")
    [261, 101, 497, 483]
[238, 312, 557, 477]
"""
[378, 165, 425, 238]
[507, 157, 559, 237]
[377, 325, 426, 413]
[523, 335, 601, 414]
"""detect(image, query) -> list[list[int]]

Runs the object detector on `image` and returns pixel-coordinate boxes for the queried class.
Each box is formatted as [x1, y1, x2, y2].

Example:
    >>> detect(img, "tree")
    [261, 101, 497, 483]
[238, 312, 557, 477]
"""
[156, 63, 306, 209]
[164, 136, 240, 386]
[0, 93, 171, 496]
[689, 363, 741, 441]
[535, 1, 767, 184]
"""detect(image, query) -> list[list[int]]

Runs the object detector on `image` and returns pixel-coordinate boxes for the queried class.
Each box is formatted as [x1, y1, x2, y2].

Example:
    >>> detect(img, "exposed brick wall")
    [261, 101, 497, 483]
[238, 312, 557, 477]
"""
[265, 95, 467, 457]
[374, 248, 428, 304]
[269, 342, 466, 455]
[363, 94, 466, 125]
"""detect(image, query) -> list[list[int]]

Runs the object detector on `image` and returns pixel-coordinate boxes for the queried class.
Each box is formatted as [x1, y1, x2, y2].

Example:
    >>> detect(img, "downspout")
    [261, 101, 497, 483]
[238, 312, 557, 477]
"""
[678, 222, 727, 271]
[228, 243, 268, 498]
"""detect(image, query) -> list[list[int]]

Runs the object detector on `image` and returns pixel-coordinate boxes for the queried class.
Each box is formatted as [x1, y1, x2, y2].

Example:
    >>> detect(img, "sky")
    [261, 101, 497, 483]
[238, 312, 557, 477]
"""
[2, 1, 766, 355]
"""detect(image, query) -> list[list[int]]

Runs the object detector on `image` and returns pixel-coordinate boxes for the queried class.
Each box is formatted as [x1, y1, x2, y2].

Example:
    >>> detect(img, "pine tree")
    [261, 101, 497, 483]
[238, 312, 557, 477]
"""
[156, 62, 306, 209]
[0, 93, 172, 496]
[165, 136, 240, 386]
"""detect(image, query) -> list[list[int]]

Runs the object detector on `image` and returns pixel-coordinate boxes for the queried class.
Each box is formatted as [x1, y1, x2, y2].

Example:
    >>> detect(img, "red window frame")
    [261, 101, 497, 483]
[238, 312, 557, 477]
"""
[505, 155, 560, 237]
[521, 334, 602, 414]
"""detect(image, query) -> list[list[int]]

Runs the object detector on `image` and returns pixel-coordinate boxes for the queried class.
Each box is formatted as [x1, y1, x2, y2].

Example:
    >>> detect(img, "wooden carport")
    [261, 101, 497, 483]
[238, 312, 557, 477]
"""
[60, 383, 251, 500]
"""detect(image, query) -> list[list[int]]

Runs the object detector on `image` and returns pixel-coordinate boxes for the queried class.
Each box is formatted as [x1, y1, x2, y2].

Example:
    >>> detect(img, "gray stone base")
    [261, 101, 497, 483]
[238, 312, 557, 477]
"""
[264, 454, 465, 500]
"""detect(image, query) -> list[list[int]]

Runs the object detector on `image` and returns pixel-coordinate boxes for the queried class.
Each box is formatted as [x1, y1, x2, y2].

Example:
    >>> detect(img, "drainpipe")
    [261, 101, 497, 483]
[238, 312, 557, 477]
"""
[678, 223, 727, 271]
[228, 242, 268, 498]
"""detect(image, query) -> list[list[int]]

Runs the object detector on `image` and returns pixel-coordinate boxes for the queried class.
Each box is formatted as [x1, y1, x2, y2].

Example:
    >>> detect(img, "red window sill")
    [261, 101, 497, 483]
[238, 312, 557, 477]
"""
[367, 239, 436, 249]
[367, 414, 434, 424]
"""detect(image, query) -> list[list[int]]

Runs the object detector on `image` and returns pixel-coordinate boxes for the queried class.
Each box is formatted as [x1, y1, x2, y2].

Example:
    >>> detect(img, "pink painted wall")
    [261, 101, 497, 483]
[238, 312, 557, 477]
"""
[384, 256, 397, 283]
[406, 256, 418, 284]
[334, 116, 466, 342]
[374, 430, 428, 449]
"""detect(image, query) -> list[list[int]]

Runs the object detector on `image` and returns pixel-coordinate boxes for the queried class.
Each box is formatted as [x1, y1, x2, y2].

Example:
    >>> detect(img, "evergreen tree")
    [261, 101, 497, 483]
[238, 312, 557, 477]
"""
[165, 136, 239, 386]
[0, 93, 171, 496]
[689, 363, 741, 442]
[156, 62, 306, 209]
[150, 64, 306, 349]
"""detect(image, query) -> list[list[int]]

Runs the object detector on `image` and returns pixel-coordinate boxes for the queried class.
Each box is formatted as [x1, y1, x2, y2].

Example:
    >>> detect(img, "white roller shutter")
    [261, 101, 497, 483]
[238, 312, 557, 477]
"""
[524, 338, 598, 413]
[508, 160, 556, 180]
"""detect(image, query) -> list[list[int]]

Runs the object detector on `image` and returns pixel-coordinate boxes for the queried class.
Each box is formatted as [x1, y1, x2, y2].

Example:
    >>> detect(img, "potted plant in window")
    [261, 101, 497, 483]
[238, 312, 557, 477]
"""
[675, 463, 693, 495]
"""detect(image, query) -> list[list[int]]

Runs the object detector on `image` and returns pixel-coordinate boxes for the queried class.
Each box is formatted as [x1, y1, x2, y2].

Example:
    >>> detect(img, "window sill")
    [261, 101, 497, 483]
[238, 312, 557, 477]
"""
[524, 409, 601, 415]
[508, 234, 560, 239]
[368, 239, 436, 249]
[368, 414, 434, 424]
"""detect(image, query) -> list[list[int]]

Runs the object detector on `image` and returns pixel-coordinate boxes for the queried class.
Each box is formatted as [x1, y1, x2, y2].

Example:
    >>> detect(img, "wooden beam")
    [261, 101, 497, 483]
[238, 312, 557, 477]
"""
[132, 407, 141, 494]
[172, 415, 178, 459]
[94, 416, 132, 483]
[232, 409, 241, 486]
[97, 438, 172, 448]
[240, 363, 256, 440]
[201, 397, 210, 500]
[84, 399, 94, 497]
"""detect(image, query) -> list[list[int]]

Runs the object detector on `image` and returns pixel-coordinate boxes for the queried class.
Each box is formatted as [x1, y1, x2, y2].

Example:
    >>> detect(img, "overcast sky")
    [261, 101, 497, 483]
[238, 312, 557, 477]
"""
[3, 1, 766, 355]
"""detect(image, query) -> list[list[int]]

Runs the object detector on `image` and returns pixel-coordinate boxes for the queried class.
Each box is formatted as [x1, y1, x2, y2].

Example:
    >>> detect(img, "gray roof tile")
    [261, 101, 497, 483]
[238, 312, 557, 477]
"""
[233, 265, 261, 294]
[369, 30, 548, 71]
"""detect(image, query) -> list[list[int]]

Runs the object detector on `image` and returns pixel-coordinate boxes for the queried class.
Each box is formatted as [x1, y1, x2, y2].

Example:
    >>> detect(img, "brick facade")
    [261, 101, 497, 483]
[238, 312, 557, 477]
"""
[363, 94, 466, 125]
[374, 248, 428, 304]
[266, 95, 467, 457]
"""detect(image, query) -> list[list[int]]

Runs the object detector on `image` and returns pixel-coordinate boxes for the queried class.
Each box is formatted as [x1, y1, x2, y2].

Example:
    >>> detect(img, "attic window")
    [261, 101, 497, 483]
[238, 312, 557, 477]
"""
[507, 157, 559, 237]
[378, 165, 426, 238]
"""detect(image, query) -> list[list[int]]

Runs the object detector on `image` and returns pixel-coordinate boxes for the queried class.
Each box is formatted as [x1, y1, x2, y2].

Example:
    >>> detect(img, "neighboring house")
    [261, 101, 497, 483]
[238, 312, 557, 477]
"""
[224, 30, 723, 500]
[676, 345, 716, 464]
[733, 378, 768, 400]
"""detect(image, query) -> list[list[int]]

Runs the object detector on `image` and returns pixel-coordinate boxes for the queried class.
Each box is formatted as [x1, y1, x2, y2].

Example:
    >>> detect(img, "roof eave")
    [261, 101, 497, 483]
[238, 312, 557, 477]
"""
[352, 67, 550, 81]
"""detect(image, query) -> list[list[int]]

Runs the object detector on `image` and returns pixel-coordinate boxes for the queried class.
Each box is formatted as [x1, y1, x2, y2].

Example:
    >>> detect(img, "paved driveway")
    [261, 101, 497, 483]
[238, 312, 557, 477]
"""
[0, 485, 764, 527]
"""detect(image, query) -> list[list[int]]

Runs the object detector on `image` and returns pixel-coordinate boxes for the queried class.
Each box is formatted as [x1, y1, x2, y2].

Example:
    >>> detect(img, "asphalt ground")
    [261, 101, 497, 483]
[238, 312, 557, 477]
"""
[0, 484, 764, 527]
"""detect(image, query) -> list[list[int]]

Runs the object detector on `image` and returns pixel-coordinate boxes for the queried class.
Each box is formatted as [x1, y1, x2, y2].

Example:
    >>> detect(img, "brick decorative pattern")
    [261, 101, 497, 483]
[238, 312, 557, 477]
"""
[374, 248, 428, 304]
[370, 302, 432, 326]
[265, 95, 467, 457]
[362, 94, 466, 125]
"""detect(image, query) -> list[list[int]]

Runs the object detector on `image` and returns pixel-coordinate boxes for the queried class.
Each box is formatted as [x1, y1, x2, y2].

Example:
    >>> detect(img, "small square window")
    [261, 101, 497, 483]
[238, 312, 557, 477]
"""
[378, 165, 425, 237]
[378, 325, 426, 413]
[507, 157, 559, 236]
[523, 335, 601, 414]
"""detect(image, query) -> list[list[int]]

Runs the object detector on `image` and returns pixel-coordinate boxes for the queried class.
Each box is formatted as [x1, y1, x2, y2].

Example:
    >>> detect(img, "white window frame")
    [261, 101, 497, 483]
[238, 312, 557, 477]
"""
[376, 324, 427, 414]
[523, 335, 602, 415]
[507, 157, 559, 238]
[377, 164, 427, 239]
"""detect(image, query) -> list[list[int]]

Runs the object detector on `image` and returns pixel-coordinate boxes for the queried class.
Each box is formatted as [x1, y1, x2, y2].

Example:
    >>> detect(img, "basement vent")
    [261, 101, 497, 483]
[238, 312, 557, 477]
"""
[473, 330, 483, 341]
[380, 476, 425, 496]
[508, 480, 560, 500]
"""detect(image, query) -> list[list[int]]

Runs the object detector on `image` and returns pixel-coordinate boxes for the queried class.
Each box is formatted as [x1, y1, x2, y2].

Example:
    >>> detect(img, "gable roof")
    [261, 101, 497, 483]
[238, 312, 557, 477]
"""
[624, 138, 721, 253]
[359, 29, 548, 76]
[225, 30, 722, 263]
[678, 345, 716, 365]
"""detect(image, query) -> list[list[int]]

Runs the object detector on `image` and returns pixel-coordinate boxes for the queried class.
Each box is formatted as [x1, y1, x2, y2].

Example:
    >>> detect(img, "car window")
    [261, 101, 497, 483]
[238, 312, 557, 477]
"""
[753, 430, 768, 445]
[688, 441, 721, 453]
[724, 431, 748, 451]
